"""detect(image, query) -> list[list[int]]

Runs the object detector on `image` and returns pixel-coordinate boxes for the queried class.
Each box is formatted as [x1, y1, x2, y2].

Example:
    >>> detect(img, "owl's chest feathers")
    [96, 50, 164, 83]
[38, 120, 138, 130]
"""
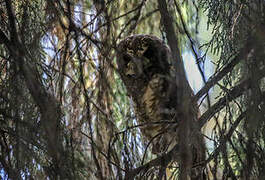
[132, 74, 177, 123]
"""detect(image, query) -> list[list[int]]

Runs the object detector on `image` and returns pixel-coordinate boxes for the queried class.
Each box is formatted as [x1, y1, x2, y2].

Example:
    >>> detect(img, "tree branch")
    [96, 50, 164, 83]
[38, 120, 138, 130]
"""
[157, 1, 205, 179]
[125, 144, 180, 179]
[1, 1, 69, 178]
[4, 0, 19, 42]
[157, 0, 187, 84]
[204, 109, 246, 165]
[0, 29, 12, 50]
[198, 69, 265, 129]
[126, 89, 265, 179]
[194, 38, 253, 102]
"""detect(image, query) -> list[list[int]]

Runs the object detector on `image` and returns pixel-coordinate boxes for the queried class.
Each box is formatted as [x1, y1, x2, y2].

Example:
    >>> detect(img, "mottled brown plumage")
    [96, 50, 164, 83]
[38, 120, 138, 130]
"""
[117, 34, 206, 179]
[117, 34, 181, 154]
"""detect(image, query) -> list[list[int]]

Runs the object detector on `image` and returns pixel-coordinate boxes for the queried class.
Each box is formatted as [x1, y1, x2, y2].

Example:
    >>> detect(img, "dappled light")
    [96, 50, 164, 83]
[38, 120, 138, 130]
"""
[0, 0, 264, 179]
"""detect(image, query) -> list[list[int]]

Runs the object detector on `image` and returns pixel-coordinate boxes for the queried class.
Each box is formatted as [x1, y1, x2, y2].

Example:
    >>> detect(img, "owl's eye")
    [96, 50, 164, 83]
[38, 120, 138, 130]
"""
[136, 41, 149, 57]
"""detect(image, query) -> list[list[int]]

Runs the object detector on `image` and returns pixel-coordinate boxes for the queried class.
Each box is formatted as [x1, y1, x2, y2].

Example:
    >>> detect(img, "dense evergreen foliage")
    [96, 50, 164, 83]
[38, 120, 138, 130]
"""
[0, 0, 264, 179]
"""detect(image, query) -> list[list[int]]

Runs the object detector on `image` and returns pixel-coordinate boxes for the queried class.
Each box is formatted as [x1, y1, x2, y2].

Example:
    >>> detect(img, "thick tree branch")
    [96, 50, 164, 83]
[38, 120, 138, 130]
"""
[157, 1, 205, 179]
[174, 0, 211, 109]
[198, 69, 265, 129]
[194, 38, 254, 102]
[1, 1, 70, 178]
[4, 0, 19, 42]
[157, 0, 187, 85]
[125, 144, 180, 179]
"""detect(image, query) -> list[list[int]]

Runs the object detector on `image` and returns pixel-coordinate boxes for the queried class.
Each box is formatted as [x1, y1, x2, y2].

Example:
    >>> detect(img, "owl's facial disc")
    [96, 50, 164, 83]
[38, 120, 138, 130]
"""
[124, 56, 145, 78]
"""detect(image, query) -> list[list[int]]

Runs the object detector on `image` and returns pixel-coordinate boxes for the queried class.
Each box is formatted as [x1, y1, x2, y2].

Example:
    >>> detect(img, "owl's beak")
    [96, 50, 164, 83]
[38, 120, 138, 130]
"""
[125, 69, 136, 76]
[125, 60, 137, 76]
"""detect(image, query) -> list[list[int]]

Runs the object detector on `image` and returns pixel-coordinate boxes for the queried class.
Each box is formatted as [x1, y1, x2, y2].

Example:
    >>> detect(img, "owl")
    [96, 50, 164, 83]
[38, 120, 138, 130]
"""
[117, 34, 206, 179]
[117, 34, 182, 154]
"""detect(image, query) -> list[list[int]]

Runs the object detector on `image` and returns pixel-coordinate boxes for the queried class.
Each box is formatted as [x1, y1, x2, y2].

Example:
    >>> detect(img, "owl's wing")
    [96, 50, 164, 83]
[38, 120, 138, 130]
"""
[140, 74, 179, 154]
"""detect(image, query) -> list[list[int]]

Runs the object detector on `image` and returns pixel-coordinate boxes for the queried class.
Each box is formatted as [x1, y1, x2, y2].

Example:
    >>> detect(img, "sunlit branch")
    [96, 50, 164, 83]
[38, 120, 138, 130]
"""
[198, 70, 265, 128]
[194, 38, 254, 102]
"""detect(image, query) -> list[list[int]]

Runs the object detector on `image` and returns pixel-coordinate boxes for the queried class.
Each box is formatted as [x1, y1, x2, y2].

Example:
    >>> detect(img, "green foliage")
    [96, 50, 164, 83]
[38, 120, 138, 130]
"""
[0, 0, 264, 179]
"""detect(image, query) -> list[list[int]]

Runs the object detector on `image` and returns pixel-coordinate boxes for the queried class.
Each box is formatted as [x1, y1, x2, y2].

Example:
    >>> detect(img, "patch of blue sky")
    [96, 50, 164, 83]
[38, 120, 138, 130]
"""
[183, 50, 216, 152]
[42, 32, 57, 59]
[0, 168, 8, 180]
[182, 51, 214, 94]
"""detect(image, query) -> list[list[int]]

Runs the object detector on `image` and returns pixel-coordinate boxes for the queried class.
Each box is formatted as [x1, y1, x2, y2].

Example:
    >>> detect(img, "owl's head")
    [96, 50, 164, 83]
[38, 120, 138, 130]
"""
[117, 35, 172, 89]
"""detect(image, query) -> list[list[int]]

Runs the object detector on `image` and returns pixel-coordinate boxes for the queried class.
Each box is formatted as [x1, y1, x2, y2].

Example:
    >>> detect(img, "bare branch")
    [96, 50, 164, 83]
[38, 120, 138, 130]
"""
[194, 38, 254, 102]
[198, 69, 265, 129]
[125, 144, 180, 179]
